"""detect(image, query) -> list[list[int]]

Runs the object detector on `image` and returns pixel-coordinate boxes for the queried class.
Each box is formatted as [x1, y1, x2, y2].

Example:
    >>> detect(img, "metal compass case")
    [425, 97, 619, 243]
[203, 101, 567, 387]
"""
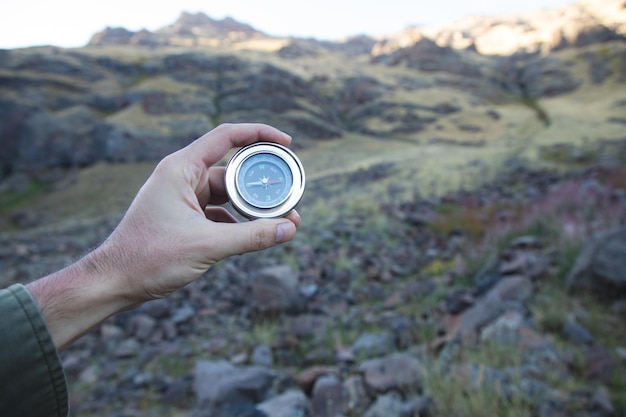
[224, 142, 306, 219]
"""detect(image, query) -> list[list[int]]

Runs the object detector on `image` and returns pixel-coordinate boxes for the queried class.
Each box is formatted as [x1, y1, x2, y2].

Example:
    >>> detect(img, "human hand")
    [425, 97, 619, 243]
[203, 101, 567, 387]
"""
[28, 123, 301, 349]
[97, 123, 302, 303]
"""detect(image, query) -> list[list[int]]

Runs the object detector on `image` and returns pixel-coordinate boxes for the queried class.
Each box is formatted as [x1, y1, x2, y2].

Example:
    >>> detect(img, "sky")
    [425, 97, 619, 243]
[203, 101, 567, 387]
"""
[0, 0, 577, 49]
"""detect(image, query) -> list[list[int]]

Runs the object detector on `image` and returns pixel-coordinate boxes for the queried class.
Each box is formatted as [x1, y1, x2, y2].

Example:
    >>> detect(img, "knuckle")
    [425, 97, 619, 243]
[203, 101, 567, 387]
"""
[251, 227, 270, 251]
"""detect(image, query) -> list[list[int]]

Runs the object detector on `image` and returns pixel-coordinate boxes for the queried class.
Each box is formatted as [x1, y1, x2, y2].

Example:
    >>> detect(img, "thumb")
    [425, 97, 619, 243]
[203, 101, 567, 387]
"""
[208, 219, 297, 261]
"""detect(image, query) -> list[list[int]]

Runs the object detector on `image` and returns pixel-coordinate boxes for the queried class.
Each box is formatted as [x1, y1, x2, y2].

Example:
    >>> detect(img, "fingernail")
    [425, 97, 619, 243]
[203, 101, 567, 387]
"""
[276, 222, 295, 244]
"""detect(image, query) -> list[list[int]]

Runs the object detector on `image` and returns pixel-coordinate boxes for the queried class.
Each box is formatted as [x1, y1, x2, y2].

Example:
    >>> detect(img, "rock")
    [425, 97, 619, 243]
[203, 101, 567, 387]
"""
[359, 353, 423, 394]
[248, 265, 304, 315]
[363, 394, 432, 417]
[561, 320, 594, 345]
[584, 346, 616, 383]
[257, 390, 311, 417]
[343, 375, 371, 416]
[567, 226, 626, 300]
[128, 314, 157, 341]
[171, 304, 196, 324]
[311, 374, 350, 417]
[498, 246, 550, 280]
[114, 338, 141, 358]
[289, 314, 329, 339]
[352, 332, 396, 359]
[139, 298, 171, 319]
[296, 366, 338, 396]
[444, 275, 533, 343]
[591, 385, 615, 415]
[480, 310, 525, 345]
[251, 345, 274, 367]
[193, 360, 276, 414]
[445, 290, 474, 314]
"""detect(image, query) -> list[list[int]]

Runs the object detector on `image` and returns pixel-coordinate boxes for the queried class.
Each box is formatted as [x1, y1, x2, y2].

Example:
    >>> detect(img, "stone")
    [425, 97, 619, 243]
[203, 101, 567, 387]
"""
[591, 385, 615, 415]
[362, 393, 414, 417]
[311, 375, 349, 417]
[113, 338, 141, 358]
[296, 366, 338, 395]
[584, 346, 616, 383]
[567, 226, 626, 300]
[139, 298, 171, 319]
[352, 332, 396, 359]
[289, 314, 328, 339]
[359, 353, 423, 394]
[444, 276, 533, 343]
[498, 248, 550, 280]
[343, 375, 371, 416]
[480, 310, 524, 345]
[251, 345, 274, 367]
[193, 360, 276, 413]
[171, 304, 196, 324]
[128, 314, 157, 341]
[257, 390, 311, 417]
[561, 320, 594, 345]
[248, 265, 304, 315]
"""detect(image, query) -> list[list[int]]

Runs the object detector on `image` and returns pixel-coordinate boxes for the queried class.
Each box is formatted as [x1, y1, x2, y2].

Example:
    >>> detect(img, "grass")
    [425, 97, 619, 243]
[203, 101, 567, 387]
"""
[0, 179, 48, 214]
[424, 363, 532, 417]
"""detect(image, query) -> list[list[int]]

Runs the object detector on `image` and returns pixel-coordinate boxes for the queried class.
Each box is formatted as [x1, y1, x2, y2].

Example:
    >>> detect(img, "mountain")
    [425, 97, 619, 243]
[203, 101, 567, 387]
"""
[88, 11, 267, 47]
[88, 1, 626, 54]
[387, 0, 626, 55]
[0, 0, 625, 194]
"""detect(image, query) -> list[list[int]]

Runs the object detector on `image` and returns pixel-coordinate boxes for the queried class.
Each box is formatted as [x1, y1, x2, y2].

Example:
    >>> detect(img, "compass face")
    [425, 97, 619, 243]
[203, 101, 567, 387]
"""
[225, 142, 305, 219]
[236, 153, 293, 209]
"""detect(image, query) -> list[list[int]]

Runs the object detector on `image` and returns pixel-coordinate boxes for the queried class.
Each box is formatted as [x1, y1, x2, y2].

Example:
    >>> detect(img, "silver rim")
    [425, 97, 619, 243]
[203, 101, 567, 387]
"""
[225, 142, 305, 219]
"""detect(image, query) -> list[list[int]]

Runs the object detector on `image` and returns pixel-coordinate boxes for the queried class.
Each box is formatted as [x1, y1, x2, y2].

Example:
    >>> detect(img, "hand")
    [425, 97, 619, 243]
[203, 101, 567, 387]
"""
[27, 123, 301, 350]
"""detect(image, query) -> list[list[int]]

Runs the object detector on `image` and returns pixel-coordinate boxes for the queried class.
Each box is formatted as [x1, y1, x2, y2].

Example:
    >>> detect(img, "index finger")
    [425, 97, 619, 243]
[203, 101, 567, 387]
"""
[187, 123, 292, 167]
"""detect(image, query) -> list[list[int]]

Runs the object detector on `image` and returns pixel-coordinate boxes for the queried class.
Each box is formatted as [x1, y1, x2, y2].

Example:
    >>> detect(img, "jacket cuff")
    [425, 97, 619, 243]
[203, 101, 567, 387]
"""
[0, 284, 69, 417]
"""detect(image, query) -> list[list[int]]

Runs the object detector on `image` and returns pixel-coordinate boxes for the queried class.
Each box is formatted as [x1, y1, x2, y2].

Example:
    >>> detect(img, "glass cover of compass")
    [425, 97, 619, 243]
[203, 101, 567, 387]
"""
[237, 153, 293, 208]
[225, 142, 305, 219]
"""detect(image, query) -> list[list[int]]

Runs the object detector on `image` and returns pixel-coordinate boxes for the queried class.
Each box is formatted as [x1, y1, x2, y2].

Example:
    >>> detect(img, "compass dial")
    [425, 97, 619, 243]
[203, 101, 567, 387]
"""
[225, 142, 305, 219]
[236, 154, 293, 209]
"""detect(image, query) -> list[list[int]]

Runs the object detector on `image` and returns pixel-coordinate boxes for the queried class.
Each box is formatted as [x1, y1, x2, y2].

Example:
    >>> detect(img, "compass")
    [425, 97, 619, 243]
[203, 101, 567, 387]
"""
[224, 142, 305, 219]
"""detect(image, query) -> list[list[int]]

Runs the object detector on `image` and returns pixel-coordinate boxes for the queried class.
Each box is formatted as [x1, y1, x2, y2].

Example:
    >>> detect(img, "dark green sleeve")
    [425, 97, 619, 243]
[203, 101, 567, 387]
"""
[0, 284, 68, 417]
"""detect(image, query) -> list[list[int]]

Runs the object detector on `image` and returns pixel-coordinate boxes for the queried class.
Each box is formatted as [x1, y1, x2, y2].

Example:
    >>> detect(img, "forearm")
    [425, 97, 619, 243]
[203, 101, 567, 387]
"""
[26, 248, 133, 351]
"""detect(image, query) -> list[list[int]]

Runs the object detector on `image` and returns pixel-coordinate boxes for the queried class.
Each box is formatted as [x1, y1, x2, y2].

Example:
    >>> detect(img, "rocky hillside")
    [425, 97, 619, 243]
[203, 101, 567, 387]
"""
[2, 158, 626, 417]
[0, 0, 625, 188]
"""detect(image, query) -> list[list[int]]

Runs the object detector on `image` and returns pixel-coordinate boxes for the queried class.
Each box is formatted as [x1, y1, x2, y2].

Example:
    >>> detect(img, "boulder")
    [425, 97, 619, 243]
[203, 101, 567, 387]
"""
[566, 226, 626, 300]
[359, 353, 423, 394]
[247, 265, 304, 315]
[193, 360, 276, 414]
[311, 374, 350, 417]
[257, 390, 311, 417]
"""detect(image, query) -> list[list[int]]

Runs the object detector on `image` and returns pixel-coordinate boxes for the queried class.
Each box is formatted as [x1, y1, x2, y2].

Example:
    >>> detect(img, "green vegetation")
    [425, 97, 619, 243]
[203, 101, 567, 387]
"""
[0, 179, 47, 214]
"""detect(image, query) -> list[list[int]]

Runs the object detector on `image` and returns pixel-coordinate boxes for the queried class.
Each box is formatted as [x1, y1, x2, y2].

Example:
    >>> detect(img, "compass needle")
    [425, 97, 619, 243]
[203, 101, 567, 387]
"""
[225, 142, 305, 219]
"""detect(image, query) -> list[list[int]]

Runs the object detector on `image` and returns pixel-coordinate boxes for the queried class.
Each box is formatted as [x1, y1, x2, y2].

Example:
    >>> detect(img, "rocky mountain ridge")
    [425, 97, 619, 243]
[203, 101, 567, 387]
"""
[88, 0, 626, 56]
[88, 12, 267, 48]
[1, 15, 624, 188]
[393, 0, 626, 55]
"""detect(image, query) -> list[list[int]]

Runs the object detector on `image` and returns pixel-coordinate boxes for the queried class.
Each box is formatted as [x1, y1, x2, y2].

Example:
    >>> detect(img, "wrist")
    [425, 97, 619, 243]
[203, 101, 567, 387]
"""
[27, 247, 134, 351]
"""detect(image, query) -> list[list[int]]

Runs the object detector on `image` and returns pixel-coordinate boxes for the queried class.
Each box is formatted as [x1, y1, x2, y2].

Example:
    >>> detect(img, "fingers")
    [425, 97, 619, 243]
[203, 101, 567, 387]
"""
[207, 166, 228, 205]
[284, 209, 302, 227]
[204, 207, 238, 223]
[208, 219, 297, 261]
[189, 123, 292, 168]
